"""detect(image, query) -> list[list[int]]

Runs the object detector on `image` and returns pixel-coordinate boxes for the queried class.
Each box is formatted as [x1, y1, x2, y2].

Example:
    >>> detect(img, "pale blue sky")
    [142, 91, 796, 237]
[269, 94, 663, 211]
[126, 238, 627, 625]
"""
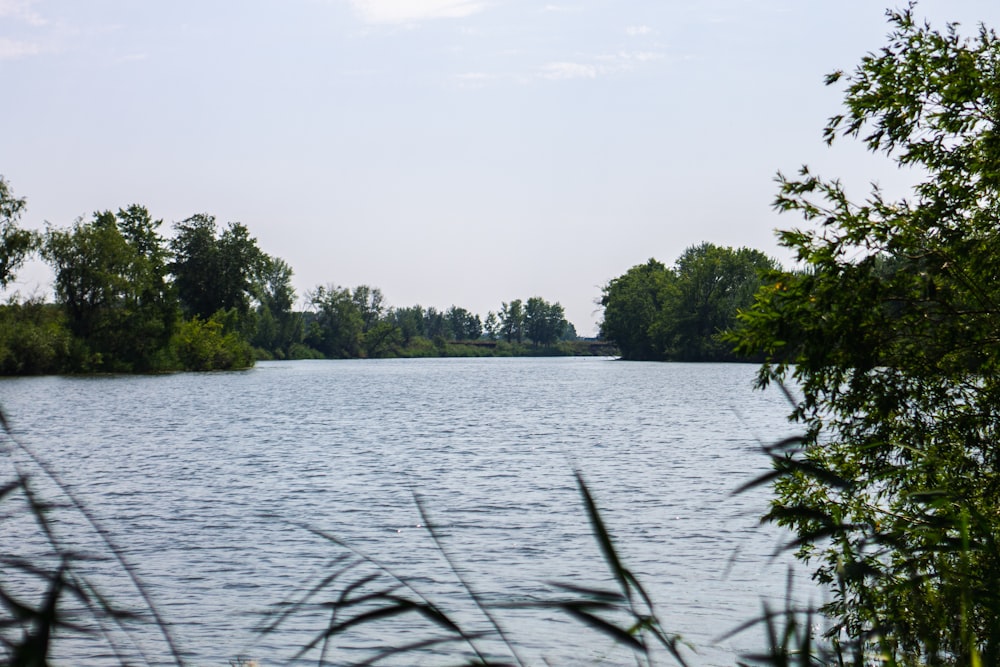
[3, 1, 999, 334]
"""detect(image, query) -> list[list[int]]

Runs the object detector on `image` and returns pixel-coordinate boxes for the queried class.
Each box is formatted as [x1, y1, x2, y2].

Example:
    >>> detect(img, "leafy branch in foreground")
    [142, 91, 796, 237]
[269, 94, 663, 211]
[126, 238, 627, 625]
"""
[730, 4, 1000, 665]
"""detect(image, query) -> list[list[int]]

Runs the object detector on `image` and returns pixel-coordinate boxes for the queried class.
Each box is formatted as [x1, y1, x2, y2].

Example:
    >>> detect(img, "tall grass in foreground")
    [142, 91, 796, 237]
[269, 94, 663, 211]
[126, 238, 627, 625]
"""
[258, 472, 690, 666]
[0, 399, 945, 667]
[0, 412, 184, 666]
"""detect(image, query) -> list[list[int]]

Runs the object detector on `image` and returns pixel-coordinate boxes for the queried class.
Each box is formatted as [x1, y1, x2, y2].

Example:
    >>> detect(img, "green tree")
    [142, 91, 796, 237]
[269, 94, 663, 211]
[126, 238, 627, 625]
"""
[524, 296, 567, 347]
[0, 176, 40, 289]
[599, 259, 674, 360]
[171, 314, 254, 371]
[362, 320, 403, 358]
[252, 257, 302, 358]
[560, 320, 578, 341]
[483, 311, 500, 341]
[733, 7, 1000, 664]
[499, 299, 525, 344]
[351, 285, 385, 333]
[169, 215, 267, 323]
[306, 284, 363, 358]
[668, 243, 777, 360]
[391, 305, 426, 345]
[0, 298, 71, 375]
[446, 305, 482, 341]
[601, 248, 776, 361]
[423, 307, 447, 339]
[42, 207, 177, 371]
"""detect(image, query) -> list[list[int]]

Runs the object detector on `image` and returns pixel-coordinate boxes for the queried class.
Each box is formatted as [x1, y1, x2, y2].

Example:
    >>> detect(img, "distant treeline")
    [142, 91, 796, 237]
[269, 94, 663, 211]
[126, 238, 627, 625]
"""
[0, 178, 593, 375]
[599, 243, 779, 362]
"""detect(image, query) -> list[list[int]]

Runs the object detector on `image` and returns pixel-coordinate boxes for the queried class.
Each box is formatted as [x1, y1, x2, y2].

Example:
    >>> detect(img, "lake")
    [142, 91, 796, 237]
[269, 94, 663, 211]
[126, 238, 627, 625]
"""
[0, 357, 817, 666]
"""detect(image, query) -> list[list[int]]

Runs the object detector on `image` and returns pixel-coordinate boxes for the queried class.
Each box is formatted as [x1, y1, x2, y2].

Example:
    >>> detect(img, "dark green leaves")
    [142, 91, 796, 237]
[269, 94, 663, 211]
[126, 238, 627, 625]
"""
[601, 246, 778, 361]
[733, 5, 1000, 664]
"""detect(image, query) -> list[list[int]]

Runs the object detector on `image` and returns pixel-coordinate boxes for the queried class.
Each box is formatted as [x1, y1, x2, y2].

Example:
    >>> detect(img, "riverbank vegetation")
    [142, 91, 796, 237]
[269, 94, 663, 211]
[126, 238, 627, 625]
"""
[0, 182, 600, 374]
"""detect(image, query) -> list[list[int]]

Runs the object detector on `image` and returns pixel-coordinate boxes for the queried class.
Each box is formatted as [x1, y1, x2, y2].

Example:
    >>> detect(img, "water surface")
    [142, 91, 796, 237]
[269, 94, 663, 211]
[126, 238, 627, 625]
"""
[0, 357, 814, 665]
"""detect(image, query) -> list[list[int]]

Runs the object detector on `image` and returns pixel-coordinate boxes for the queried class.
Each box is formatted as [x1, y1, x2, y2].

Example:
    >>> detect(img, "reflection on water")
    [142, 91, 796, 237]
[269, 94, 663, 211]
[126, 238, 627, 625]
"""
[0, 358, 813, 665]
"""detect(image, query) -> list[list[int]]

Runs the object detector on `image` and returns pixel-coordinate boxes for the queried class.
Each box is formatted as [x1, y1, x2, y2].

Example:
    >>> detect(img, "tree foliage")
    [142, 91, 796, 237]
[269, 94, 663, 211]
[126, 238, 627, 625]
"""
[305, 284, 364, 358]
[169, 215, 267, 321]
[251, 257, 302, 358]
[599, 259, 673, 361]
[445, 305, 482, 341]
[171, 313, 254, 371]
[0, 175, 39, 289]
[601, 245, 775, 361]
[733, 6, 1000, 664]
[524, 296, 567, 346]
[499, 299, 525, 344]
[42, 207, 177, 371]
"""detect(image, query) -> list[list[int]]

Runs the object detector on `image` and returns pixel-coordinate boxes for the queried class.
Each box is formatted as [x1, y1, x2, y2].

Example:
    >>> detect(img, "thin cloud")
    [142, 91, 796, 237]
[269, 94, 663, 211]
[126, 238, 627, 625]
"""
[0, 37, 42, 60]
[453, 48, 668, 88]
[625, 25, 652, 36]
[0, 0, 46, 26]
[596, 50, 665, 66]
[350, 0, 487, 24]
[535, 50, 665, 82]
[538, 61, 598, 80]
[454, 71, 494, 89]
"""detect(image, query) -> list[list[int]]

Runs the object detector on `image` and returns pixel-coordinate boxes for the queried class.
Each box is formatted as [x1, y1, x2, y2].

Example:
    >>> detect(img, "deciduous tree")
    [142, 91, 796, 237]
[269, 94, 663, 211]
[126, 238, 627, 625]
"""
[733, 7, 1000, 663]
[0, 176, 39, 289]
[306, 284, 363, 358]
[670, 243, 776, 360]
[252, 256, 302, 357]
[499, 299, 525, 344]
[446, 305, 482, 341]
[524, 296, 566, 347]
[42, 206, 176, 370]
[599, 259, 674, 360]
[169, 215, 267, 322]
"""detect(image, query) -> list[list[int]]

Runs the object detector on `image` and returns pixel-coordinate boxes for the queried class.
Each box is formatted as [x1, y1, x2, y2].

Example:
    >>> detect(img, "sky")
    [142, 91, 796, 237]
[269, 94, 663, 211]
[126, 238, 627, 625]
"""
[3, 1, 1000, 335]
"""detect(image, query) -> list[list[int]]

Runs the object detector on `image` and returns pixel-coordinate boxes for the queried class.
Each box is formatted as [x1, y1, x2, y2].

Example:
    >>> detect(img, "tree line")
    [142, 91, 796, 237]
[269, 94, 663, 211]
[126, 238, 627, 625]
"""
[0, 183, 581, 374]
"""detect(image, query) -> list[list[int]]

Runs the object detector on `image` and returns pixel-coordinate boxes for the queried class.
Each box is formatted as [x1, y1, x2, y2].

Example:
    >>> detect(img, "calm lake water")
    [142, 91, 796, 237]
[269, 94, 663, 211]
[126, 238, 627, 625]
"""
[0, 357, 817, 666]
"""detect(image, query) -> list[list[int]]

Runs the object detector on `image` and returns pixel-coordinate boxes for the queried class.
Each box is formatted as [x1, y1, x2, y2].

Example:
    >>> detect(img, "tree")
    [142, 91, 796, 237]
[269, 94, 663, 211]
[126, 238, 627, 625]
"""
[732, 7, 1000, 664]
[483, 311, 500, 341]
[560, 320, 578, 341]
[305, 284, 363, 358]
[601, 248, 777, 361]
[252, 256, 302, 358]
[0, 176, 39, 289]
[42, 207, 177, 371]
[499, 299, 525, 344]
[599, 259, 674, 360]
[169, 215, 267, 322]
[362, 320, 403, 358]
[445, 305, 482, 341]
[423, 307, 448, 339]
[669, 243, 777, 360]
[524, 296, 567, 347]
[352, 285, 385, 333]
[391, 305, 426, 344]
